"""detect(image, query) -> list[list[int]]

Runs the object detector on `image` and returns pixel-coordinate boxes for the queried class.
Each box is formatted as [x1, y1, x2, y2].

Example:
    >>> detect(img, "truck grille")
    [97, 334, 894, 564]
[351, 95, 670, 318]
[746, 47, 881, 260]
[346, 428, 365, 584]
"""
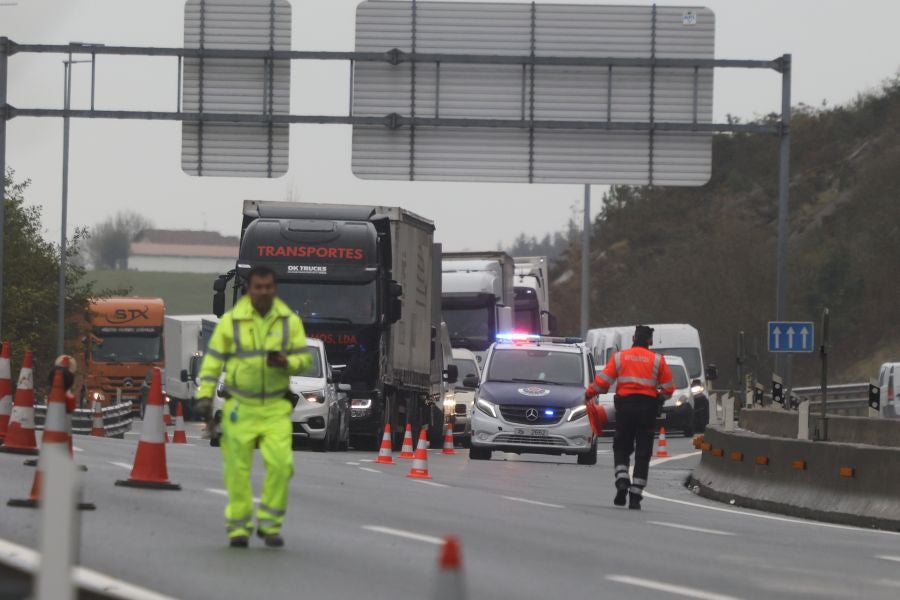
[499, 405, 564, 425]
[493, 434, 568, 447]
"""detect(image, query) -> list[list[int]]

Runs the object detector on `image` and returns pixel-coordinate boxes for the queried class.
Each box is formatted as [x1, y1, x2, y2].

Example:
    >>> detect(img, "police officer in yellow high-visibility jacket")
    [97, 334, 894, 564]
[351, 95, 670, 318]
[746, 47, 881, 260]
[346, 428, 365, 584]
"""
[197, 266, 311, 549]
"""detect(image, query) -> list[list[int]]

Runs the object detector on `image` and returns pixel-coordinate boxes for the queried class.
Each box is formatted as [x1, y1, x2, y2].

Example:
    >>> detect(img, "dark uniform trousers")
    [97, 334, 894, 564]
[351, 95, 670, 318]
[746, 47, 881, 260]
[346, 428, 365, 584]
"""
[612, 394, 659, 498]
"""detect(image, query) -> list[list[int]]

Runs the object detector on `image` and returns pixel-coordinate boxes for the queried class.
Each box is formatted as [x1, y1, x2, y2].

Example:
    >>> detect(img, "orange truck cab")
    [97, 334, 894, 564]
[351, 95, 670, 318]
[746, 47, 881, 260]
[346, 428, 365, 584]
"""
[83, 297, 165, 412]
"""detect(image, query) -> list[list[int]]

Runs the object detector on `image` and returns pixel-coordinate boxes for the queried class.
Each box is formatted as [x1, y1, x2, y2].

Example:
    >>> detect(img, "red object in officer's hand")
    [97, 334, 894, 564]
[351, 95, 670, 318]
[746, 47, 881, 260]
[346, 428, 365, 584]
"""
[586, 401, 608, 437]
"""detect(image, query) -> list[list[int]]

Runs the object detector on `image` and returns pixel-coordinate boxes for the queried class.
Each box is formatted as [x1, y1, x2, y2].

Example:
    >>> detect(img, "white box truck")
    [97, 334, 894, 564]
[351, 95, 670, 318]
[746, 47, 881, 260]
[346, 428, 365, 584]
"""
[163, 314, 215, 419]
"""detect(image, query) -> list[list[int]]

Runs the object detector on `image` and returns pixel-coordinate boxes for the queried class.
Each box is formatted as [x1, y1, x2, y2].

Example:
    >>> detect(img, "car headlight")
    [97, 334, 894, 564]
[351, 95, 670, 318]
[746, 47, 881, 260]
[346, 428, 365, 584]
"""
[475, 397, 497, 418]
[303, 389, 326, 404]
[691, 384, 705, 395]
[675, 395, 690, 407]
[90, 391, 106, 403]
[567, 405, 587, 422]
[351, 398, 372, 410]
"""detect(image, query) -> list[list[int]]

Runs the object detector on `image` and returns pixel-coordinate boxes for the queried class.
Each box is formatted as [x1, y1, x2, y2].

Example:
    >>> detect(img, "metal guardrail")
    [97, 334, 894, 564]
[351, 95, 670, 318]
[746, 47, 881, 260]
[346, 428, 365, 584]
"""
[710, 382, 873, 417]
[33, 400, 134, 438]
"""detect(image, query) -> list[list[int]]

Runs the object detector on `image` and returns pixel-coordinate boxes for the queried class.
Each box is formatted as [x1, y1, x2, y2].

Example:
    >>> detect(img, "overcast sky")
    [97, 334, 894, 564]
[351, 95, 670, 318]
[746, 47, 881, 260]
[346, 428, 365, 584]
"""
[2, 0, 898, 252]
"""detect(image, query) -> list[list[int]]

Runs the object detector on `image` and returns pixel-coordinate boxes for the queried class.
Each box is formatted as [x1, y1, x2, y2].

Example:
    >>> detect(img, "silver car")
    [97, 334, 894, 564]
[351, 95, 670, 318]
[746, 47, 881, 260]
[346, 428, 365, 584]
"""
[469, 335, 597, 465]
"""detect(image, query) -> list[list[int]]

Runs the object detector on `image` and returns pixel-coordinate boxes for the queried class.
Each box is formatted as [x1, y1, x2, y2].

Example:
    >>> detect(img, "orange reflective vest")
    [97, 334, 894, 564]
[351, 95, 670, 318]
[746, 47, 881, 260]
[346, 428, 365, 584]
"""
[586, 346, 675, 398]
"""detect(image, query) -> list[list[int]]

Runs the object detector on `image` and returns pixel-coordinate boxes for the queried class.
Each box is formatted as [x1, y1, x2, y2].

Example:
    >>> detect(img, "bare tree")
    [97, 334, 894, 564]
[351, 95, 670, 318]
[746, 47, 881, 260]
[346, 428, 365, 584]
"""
[86, 211, 153, 270]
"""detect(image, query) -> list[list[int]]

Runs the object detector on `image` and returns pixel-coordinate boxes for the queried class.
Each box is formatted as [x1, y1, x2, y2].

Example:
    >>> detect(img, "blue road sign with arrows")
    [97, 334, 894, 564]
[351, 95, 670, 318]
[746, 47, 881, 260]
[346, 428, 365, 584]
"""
[768, 321, 815, 353]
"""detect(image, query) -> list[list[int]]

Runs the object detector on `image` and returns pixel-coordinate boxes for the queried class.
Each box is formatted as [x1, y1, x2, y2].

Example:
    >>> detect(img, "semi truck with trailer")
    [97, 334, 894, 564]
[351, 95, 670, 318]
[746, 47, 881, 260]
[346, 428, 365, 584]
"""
[513, 256, 555, 336]
[211, 201, 442, 449]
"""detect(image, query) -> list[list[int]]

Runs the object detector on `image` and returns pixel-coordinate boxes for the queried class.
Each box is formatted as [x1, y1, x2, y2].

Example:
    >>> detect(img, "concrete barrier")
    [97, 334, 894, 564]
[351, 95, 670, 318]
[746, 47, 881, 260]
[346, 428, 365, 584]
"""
[739, 408, 900, 448]
[690, 426, 900, 531]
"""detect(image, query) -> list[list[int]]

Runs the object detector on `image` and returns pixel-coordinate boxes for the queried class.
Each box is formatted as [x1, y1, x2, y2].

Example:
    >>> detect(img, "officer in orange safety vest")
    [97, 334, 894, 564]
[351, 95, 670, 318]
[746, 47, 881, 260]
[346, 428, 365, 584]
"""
[585, 325, 674, 510]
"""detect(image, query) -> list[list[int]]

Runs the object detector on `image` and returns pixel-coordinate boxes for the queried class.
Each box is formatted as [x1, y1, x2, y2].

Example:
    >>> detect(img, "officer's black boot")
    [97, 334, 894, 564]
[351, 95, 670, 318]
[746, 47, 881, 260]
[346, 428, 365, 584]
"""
[257, 529, 285, 548]
[614, 479, 629, 507]
[628, 490, 643, 510]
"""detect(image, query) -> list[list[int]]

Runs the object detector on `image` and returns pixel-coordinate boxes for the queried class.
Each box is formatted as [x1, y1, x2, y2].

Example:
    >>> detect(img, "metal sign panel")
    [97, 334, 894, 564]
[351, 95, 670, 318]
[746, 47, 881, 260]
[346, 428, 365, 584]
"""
[768, 321, 815, 353]
[352, 2, 715, 185]
[182, 0, 291, 178]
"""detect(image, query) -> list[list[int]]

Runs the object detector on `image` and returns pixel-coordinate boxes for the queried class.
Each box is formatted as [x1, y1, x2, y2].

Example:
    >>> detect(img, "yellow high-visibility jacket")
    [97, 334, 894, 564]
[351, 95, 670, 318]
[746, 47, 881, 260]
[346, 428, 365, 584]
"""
[198, 295, 311, 404]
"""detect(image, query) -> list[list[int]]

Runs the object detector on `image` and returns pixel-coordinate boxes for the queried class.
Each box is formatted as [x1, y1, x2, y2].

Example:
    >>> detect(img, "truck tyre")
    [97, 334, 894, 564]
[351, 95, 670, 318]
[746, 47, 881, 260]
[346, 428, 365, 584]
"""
[577, 441, 598, 465]
[469, 445, 492, 461]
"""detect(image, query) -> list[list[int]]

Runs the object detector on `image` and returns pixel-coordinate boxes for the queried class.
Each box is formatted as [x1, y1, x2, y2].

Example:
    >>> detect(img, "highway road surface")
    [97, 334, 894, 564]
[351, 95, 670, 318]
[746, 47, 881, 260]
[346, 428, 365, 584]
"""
[2, 424, 899, 600]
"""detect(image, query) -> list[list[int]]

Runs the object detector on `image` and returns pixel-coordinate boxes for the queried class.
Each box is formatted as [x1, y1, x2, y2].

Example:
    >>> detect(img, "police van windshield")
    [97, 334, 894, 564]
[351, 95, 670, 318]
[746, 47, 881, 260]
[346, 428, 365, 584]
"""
[278, 281, 376, 325]
[657, 347, 702, 379]
[487, 349, 583, 386]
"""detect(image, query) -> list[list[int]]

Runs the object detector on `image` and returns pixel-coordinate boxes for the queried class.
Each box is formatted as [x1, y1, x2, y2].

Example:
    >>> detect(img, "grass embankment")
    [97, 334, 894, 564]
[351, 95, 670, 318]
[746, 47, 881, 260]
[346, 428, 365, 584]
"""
[87, 270, 217, 315]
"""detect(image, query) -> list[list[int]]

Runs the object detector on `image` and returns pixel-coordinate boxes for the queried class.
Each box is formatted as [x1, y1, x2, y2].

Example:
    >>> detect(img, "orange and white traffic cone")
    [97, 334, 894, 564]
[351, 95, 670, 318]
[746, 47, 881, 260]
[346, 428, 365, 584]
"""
[406, 428, 432, 479]
[0, 342, 12, 442]
[163, 401, 172, 443]
[90, 400, 106, 437]
[0, 351, 38, 455]
[172, 402, 187, 444]
[441, 423, 456, 455]
[433, 536, 467, 600]
[655, 426, 669, 458]
[8, 370, 95, 509]
[115, 368, 181, 490]
[374, 424, 395, 464]
[399, 423, 415, 459]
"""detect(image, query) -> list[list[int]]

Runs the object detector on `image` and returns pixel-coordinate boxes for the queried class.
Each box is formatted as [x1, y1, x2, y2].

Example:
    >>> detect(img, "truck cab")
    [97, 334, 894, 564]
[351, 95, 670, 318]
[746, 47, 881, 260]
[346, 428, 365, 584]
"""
[513, 256, 556, 336]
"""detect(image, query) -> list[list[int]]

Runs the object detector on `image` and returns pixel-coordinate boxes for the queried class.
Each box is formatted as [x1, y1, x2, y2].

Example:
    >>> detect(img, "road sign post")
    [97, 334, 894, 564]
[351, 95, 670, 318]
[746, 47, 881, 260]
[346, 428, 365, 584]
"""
[816, 308, 830, 441]
[868, 380, 880, 418]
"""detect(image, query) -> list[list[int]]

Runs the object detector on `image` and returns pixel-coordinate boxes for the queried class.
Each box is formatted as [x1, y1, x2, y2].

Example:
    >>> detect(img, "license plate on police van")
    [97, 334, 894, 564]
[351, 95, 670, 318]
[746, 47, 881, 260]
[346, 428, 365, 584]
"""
[515, 428, 547, 436]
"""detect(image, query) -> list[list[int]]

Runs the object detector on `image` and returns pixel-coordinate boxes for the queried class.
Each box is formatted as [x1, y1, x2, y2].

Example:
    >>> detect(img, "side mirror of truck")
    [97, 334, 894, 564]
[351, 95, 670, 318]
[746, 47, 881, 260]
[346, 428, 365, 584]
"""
[213, 276, 228, 293]
[496, 305, 513, 333]
[389, 298, 402, 324]
[180, 369, 189, 383]
[462, 374, 479, 389]
[188, 354, 202, 384]
[430, 326, 437, 361]
[443, 364, 459, 384]
[706, 364, 719, 381]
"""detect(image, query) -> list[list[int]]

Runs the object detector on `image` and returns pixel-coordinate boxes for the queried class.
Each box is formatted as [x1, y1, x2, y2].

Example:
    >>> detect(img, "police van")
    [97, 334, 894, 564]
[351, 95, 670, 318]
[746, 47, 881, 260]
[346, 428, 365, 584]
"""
[468, 333, 597, 465]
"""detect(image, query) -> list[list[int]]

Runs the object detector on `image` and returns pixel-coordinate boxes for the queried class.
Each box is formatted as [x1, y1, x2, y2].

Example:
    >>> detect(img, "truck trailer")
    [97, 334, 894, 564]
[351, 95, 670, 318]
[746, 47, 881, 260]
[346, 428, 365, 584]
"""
[212, 201, 441, 449]
[513, 256, 556, 336]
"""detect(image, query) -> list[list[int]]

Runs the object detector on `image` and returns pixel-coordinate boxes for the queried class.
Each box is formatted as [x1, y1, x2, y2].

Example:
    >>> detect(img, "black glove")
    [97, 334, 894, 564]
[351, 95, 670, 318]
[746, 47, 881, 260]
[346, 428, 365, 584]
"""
[656, 394, 666, 417]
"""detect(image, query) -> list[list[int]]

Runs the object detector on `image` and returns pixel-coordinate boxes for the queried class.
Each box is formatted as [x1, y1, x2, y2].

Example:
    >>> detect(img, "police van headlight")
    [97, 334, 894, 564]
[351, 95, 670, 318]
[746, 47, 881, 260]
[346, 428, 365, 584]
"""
[475, 397, 497, 418]
[567, 405, 587, 422]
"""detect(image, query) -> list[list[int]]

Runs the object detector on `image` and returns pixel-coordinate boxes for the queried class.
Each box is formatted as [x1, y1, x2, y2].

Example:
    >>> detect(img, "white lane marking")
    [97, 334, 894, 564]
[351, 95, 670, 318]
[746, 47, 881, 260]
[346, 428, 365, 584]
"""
[876, 555, 900, 563]
[650, 451, 701, 466]
[502, 496, 565, 509]
[204, 488, 260, 503]
[358, 467, 381, 474]
[362, 525, 443, 545]
[607, 575, 742, 600]
[72, 446, 84, 453]
[413, 480, 449, 488]
[648, 521, 734, 536]
[109, 461, 133, 470]
[359, 459, 374, 463]
[345, 461, 360, 466]
[0, 536, 178, 600]
[643, 491, 900, 537]
[875, 578, 900, 588]
[596, 450, 611, 454]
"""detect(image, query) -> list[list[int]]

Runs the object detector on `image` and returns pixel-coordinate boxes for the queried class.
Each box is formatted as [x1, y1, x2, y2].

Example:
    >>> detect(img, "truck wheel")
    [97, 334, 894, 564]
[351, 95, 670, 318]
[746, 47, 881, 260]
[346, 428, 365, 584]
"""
[577, 441, 598, 465]
[469, 445, 492, 461]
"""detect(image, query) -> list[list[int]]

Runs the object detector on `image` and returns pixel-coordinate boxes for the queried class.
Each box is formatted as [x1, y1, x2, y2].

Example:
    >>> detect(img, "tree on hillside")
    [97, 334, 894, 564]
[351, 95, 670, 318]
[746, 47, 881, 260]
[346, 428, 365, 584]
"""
[3, 169, 124, 391]
[87, 211, 153, 270]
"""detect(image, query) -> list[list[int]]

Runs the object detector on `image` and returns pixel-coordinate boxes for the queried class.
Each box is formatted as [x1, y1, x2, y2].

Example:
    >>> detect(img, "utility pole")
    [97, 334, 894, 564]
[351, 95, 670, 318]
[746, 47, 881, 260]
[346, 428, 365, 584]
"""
[580, 184, 590, 338]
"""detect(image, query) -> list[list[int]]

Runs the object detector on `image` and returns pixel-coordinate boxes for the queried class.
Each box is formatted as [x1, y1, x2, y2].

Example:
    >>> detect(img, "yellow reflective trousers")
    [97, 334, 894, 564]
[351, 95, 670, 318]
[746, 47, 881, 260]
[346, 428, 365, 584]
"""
[220, 397, 293, 538]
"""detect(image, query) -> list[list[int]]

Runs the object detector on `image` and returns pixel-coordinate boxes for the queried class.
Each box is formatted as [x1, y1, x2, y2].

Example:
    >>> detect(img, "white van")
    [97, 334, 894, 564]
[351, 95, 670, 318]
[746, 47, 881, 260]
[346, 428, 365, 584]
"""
[877, 363, 900, 419]
[586, 323, 716, 432]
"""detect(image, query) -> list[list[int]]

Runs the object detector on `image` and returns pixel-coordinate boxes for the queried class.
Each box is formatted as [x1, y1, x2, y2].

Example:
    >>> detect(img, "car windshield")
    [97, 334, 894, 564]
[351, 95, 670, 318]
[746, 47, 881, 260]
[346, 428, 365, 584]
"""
[487, 349, 583, 386]
[91, 331, 162, 363]
[658, 347, 702, 379]
[669, 364, 689, 389]
[444, 306, 491, 350]
[278, 281, 376, 325]
[298, 346, 323, 378]
[452, 358, 479, 386]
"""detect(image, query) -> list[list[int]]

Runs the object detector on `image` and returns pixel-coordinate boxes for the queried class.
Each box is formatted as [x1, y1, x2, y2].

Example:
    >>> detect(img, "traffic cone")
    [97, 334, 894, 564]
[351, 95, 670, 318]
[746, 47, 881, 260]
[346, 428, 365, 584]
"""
[163, 401, 171, 443]
[655, 426, 669, 458]
[586, 401, 614, 437]
[374, 424, 395, 464]
[433, 536, 467, 600]
[115, 368, 181, 490]
[0, 351, 39, 455]
[8, 370, 95, 510]
[91, 400, 106, 437]
[399, 423, 415, 459]
[0, 342, 12, 442]
[406, 428, 432, 479]
[441, 423, 456, 455]
[172, 402, 187, 444]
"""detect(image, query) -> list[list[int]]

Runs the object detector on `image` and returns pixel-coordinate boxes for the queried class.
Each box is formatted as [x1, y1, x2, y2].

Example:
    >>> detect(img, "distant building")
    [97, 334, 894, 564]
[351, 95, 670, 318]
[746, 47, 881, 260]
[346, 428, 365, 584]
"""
[129, 229, 239, 273]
